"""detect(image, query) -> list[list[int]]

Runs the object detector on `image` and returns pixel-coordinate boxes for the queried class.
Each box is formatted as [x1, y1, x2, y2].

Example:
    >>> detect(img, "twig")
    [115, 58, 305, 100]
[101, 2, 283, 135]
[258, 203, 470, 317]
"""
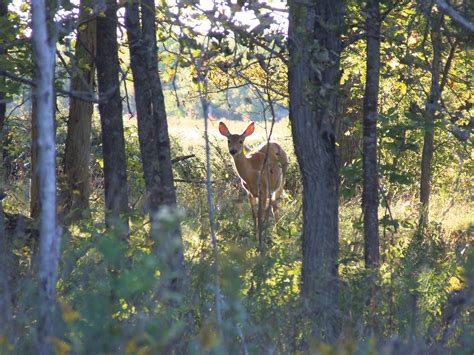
[123, 73, 134, 117]
[174, 178, 210, 184]
[171, 154, 195, 164]
[236, 324, 249, 355]
[6, 94, 32, 120]
[378, 184, 398, 232]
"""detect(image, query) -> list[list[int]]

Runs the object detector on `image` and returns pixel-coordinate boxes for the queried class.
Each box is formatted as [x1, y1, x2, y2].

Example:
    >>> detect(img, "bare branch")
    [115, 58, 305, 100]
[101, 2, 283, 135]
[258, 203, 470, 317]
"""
[171, 154, 195, 164]
[0, 67, 128, 104]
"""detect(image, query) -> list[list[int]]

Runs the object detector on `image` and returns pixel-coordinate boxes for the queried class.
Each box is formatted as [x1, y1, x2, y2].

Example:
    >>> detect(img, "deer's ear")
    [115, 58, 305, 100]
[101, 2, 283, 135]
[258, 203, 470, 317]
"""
[219, 122, 230, 137]
[243, 122, 255, 137]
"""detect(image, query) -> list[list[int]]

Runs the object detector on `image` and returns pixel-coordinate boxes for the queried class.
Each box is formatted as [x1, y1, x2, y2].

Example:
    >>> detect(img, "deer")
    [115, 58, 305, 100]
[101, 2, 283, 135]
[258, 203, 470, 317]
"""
[218, 121, 288, 230]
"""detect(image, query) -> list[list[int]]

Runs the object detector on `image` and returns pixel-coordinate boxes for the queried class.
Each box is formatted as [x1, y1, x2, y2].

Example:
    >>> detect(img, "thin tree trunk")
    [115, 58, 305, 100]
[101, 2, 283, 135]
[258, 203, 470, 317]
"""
[0, 0, 6, 182]
[96, 0, 129, 230]
[0, 0, 12, 338]
[142, 0, 185, 292]
[31, 0, 60, 353]
[142, 0, 176, 205]
[362, 0, 381, 335]
[61, 0, 96, 222]
[419, 13, 443, 231]
[288, 0, 344, 343]
[30, 97, 40, 219]
[363, 0, 380, 269]
[124, 1, 159, 210]
[0, 197, 11, 337]
[125, 0, 185, 293]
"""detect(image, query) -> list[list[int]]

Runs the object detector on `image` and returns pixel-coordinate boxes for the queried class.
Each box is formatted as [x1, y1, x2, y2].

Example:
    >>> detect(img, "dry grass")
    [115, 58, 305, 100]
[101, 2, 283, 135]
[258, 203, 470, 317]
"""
[430, 198, 474, 235]
[167, 116, 293, 153]
[167, 116, 473, 237]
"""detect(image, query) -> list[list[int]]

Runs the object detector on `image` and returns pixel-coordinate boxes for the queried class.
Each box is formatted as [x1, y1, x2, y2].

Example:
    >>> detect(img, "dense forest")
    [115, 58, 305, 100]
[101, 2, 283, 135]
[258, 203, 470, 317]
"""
[0, 0, 473, 353]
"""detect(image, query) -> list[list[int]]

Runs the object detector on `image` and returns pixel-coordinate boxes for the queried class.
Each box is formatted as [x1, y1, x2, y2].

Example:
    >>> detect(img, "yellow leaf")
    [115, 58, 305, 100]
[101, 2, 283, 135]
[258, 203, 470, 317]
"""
[137, 346, 151, 355]
[319, 343, 333, 355]
[59, 300, 80, 323]
[69, 225, 81, 237]
[20, 3, 29, 12]
[48, 337, 71, 355]
[399, 82, 407, 95]
[198, 323, 220, 351]
[125, 340, 137, 354]
[447, 276, 463, 292]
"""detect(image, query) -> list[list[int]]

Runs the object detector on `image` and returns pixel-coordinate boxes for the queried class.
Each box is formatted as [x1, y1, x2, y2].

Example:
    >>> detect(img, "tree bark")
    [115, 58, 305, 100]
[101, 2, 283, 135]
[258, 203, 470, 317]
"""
[96, 0, 129, 230]
[362, 0, 381, 335]
[31, 0, 60, 353]
[125, 0, 185, 293]
[142, 0, 177, 207]
[288, 0, 344, 342]
[142, 0, 185, 292]
[125, 1, 159, 210]
[0, 0, 6, 180]
[363, 0, 380, 269]
[30, 97, 40, 219]
[419, 13, 443, 230]
[61, 0, 96, 222]
[0, 0, 13, 340]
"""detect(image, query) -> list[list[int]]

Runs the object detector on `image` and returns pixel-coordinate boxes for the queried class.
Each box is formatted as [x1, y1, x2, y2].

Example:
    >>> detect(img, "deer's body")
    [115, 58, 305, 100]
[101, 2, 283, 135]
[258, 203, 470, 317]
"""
[219, 122, 288, 222]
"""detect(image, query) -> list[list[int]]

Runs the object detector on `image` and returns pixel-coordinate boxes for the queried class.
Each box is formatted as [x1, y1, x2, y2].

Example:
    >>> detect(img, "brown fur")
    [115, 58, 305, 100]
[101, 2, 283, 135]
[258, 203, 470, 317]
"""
[219, 122, 288, 222]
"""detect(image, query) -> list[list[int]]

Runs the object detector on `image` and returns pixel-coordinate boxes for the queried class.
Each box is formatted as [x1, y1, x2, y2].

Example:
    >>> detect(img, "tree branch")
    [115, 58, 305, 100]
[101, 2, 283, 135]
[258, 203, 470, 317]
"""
[0, 68, 126, 104]
[434, 0, 474, 33]
[171, 154, 195, 164]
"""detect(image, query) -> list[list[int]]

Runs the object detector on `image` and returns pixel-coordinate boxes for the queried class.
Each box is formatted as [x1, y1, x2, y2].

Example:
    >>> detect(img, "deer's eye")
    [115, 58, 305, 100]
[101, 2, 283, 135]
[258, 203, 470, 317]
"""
[239, 140, 243, 144]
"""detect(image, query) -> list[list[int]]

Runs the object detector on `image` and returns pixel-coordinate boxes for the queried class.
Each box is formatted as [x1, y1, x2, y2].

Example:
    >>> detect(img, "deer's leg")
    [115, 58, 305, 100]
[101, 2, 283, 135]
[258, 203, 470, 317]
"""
[243, 181, 257, 227]
[269, 169, 285, 222]
[271, 200, 280, 222]
[272, 168, 285, 200]
[248, 194, 257, 223]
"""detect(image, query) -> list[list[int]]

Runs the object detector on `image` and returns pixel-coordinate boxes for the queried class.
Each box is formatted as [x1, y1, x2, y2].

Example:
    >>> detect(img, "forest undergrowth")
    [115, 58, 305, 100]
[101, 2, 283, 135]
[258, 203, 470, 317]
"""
[2, 116, 472, 354]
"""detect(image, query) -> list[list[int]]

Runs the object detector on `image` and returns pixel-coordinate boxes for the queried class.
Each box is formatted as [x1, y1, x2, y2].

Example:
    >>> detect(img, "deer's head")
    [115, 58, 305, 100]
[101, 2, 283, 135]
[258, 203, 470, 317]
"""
[219, 122, 255, 156]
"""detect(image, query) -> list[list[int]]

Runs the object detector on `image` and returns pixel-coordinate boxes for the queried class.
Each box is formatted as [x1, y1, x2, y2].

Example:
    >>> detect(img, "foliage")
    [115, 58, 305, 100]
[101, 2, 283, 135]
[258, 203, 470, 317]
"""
[0, 0, 473, 353]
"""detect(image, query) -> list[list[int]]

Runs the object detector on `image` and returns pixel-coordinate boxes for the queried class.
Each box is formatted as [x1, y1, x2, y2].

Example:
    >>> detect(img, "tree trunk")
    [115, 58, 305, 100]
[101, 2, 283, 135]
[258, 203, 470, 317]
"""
[419, 13, 443, 230]
[142, 0, 185, 292]
[0, 197, 11, 339]
[31, 0, 60, 353]
[0, 0, 6, 182]
[363, 0, 380, 269]
[30, 97, 40, 219]
[125, 0, 185, 293]
[142, 0, 177, 207]
[288, 0, 344, 342]
[61, 0, 96, 222]
[0, 0, 12, 340]
[124, 1, 159, 210]
[362, 0, 381, 335]
[96, 0, 129, 230]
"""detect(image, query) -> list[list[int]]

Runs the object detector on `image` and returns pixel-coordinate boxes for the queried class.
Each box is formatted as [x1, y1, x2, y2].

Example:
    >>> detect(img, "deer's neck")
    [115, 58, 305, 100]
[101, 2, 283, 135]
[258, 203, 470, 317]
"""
[233, 152, 253, 182]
